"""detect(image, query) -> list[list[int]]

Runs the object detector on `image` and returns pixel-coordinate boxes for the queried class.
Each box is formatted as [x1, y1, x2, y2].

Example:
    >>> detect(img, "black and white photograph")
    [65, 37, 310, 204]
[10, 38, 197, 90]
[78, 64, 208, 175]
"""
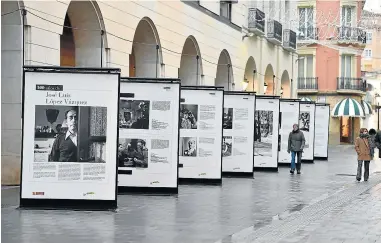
[223, 108, 233, 129]
[179, 137, 197, 157]
[119, 99, 150, 129]
[180, 104, 198, 129]
[34, 105, 107, 163]
[299, 112, 310, 148]
[118, 138, 148, 168]
[222, 136, 232, 157]
[254, 110, 273, 157]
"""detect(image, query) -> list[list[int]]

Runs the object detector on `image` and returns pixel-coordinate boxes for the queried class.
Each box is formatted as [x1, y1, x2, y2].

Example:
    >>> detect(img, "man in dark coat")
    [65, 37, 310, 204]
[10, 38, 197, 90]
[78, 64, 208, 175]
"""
[287, 124, 305, 174]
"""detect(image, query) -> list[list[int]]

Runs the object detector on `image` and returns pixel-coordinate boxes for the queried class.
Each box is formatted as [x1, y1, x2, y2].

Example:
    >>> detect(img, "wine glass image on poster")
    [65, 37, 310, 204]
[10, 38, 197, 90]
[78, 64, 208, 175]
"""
[254, 110, 273, 157]
[299, 112, 310, 148]
[34, 105, 107, 163]
[118, 138, 148, 168]
[180, 104, 198, 129]
[119, 99, 150, 129]
[223, 108, 233, 129]
[222, 136, 232, 157]
[179, 137, 197, 157]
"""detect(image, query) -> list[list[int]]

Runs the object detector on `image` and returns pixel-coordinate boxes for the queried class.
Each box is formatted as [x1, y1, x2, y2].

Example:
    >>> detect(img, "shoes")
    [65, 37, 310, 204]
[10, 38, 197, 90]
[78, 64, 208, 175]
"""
[290, 170, 294, 174]
[356, 178, 361, 182]
[297, 171, 301, 174]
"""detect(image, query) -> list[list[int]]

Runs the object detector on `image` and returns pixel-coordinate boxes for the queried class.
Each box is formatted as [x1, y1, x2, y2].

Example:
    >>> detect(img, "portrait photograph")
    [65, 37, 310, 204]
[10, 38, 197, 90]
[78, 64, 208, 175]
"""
[118, 138, 148, 168]
[223, 108, 233, 129]
[180, 104, 198, 129]
[119, 99, 150, 130]
[299, 112, 310, 148]
[179, 137, 197, 157]
[34, 105, 107, 163]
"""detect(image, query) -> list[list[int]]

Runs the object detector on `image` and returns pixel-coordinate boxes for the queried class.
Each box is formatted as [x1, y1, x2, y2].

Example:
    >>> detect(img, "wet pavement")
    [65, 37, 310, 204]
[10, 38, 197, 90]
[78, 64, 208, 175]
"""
[2, 145, 381, 243]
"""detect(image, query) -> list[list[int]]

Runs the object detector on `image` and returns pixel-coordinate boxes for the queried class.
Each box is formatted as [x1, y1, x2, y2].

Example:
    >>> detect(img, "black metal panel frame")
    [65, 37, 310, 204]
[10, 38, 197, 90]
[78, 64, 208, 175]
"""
[118, 77, 181, 194]
[314, 103, 331, 160]
[20, 66, 121, 210]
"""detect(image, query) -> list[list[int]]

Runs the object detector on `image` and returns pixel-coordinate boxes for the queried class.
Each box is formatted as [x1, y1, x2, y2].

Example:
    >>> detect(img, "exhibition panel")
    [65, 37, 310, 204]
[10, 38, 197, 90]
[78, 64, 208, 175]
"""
[314, 103, 330, 160]
[118, 78, 181, 193]
[254, 96, 280, 171]
[299, 101, 316, 162]
[179, 86, 224, 184]
[20, 66, 120, 210]
[222, 91, 255, 177]
[278, 99, 300, 164]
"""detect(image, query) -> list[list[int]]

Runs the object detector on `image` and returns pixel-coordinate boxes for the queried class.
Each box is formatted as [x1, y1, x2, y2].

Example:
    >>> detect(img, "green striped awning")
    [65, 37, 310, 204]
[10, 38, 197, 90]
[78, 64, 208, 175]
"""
[300, 97, 312, 102]
[332, 98, 365, 117]
[361, 100, 372, 115]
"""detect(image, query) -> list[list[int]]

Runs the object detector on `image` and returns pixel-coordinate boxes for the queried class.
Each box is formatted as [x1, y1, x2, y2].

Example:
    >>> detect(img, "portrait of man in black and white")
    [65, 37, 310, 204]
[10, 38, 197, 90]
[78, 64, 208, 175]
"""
[48, 108, 78, 162]
[179, 137, 197, 157]
[119, 99, 150, 130]
[34, 105, 108, 163]
[118, 138, 148, 168]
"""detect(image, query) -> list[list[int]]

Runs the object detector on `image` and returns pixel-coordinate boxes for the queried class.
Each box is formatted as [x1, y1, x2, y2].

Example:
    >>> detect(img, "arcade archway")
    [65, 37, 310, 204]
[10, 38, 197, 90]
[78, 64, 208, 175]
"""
[215, 50, 233, 90]
[130, 17, 162, 78]
[179, 36, 202, 85]
[281, 70, 291, 98]
[60, 1, 105, 67]
[243, 57, 257, 91]
[264, 64, 275, 95]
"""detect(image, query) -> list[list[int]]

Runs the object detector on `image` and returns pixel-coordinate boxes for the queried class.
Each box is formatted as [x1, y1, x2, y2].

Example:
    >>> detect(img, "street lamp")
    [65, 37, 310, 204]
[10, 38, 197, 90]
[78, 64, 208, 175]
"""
[281, 86, 284, 97]
[264, 82, 268, 94]
[375, 93, 381, 130]
[272, 75, 275, 95]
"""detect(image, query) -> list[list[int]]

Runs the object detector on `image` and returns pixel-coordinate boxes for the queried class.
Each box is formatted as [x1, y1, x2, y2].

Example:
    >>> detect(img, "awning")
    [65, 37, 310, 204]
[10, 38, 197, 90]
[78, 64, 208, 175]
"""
[300, 97, 312, 102]
[332, 98, 365, 117]
[361, 100, 373, 115]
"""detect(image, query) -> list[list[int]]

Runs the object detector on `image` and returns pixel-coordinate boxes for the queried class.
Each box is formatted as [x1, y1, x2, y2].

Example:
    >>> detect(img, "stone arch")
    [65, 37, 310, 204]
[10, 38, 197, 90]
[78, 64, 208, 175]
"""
[281, 70, 291, 98]
[179, 36, 203, 85]
[243, 57, 257, 91]
[216, 49, 234, 90]
[130, 17, 163, 78]
[60, 0, 106, 67]
[264, 64, 275, 95]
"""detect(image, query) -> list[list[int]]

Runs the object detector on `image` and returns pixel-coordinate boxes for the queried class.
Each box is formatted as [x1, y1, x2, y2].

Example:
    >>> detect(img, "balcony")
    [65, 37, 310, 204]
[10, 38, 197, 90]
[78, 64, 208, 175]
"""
[267, 19, 282, 45]
[248, 8, 265, 36]
[337, 77, 366, 93]
[283, 29, 296, 51]
[297, 27, 318, 42]
[297, 77, 318, 93]
[337, 26, 367, 45]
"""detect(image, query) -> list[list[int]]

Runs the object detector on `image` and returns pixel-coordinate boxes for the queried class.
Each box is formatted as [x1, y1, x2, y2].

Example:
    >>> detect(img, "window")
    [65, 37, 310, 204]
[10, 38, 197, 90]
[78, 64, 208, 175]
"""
[220, 1, 232, 20]
[341, 55, 352, 77]
[367, 32, 372, 43]
[341, 6, 354, 27]
[364, 49, 372, 58]
[298, 7, 314, 37]
[298, 55, 314, 78]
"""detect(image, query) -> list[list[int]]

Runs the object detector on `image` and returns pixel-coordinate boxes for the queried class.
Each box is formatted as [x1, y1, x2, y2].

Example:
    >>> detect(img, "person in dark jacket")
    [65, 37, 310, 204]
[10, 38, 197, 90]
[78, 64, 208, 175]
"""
[374, 130, 381, 158]
[287, 124, 305, 174]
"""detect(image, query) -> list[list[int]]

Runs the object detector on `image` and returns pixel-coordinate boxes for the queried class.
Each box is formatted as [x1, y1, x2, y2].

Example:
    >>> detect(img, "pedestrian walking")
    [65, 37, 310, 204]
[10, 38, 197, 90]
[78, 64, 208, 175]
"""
[368, 128, 377, 160]
[287, 124, 305, 174]
[355, 128, 372, 182]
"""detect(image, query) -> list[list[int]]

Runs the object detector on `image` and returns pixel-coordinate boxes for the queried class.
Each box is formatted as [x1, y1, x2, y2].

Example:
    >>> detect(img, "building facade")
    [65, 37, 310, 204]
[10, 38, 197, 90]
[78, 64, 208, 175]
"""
[1, 0, 298, 184]
[296, 0, 367, 145]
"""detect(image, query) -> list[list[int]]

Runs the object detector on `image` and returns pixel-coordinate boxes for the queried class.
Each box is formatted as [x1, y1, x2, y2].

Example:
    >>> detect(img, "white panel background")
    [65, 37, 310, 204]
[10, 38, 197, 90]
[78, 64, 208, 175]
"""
[254, 98, 280, 168]
[21, 71, 119, 200]
[179, 89, 223, 179]
[279, 101, 300, 164]
[314, 105, 329, 158]
[299, 103, 316, 161]
[222, 94, 255, 173]
[118, 81, 180, 188]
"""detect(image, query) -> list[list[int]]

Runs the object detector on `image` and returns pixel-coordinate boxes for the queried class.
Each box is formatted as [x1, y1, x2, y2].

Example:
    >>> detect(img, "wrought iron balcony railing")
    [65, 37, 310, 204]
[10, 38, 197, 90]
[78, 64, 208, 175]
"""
[283, 29, 296, 51]
[297, 77, 318, 90]
[267, 19, 282, 44]
[337, 77, 366, 92]
[337, 26, 367, 44]
[297, 27, 319, 41]
[248, 8, 265, 35]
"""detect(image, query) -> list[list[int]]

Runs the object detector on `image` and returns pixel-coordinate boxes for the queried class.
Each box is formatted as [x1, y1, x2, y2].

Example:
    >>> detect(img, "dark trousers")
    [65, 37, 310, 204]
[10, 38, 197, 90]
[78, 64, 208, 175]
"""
[356, 160, 370, 181]
[291, 151, 302, 171]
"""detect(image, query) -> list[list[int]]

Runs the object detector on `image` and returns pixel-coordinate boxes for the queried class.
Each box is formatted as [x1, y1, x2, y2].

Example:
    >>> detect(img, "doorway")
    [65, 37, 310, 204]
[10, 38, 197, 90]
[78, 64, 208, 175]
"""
[340, 117, 353, 144]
